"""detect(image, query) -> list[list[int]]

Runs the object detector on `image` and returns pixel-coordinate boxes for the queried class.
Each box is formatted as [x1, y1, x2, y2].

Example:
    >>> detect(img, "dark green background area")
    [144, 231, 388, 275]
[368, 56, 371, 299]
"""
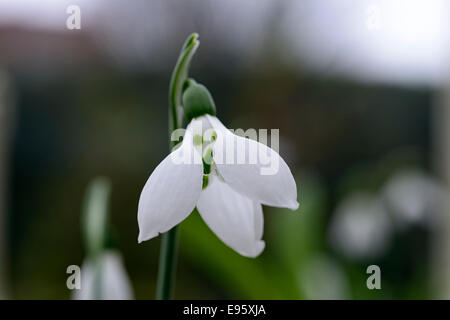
[0, 1, 439, 300]
[8, 66, 432, 298]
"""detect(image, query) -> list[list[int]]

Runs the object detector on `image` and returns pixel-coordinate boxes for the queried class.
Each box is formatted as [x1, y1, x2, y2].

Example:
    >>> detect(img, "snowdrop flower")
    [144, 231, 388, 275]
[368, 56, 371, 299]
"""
[382, 170, 441, 228]
[138, 80, 299, 257]
[73, 250, 134, 300]
[329, 192, 392, 260]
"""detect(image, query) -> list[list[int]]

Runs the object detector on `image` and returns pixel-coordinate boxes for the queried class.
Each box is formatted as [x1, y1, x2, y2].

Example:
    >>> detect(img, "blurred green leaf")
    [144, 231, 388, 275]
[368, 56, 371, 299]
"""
[180, 210, 284, 299]
[269, 172, 328, 298]
[82, 177, 111, 257]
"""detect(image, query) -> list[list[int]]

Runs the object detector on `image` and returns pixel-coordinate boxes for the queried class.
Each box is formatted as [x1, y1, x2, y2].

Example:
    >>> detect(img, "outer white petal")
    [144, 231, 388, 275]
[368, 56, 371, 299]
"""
[197, 175, 265, 257]
[73, 250, 134, 300]
[137, 124, 203, 243]
[206, 115, 299, 210]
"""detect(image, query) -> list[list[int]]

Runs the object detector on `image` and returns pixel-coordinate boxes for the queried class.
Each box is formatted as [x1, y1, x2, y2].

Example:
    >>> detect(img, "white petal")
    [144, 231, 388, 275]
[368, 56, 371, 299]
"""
[197, 176, 265, 257]
[206, 115, 299, 210]
[137, 125, 203, 243]
[73, 250, 134, 300]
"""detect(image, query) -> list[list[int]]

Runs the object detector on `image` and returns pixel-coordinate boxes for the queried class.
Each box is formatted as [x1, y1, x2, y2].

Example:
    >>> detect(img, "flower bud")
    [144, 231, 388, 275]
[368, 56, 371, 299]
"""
[182, 79, 216, 122]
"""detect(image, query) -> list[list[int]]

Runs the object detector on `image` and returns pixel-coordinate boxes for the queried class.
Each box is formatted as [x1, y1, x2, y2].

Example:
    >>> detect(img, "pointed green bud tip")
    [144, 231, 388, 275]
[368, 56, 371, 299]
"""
[182, 79, 216, 122]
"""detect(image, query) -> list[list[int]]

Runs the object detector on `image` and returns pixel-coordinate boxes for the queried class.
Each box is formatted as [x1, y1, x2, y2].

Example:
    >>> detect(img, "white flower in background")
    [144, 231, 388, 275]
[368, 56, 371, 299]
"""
[382, 170, 441, 228]
[137, 110, 298, 257]
[73, 250, 133, 300]
[329, 192, 392, 260]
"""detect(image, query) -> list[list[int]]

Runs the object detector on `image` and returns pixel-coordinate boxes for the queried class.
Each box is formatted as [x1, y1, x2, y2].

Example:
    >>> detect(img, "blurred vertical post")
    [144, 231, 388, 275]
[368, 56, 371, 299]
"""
[433, 11, 450, 294]
[433, 77, 450, 298]
[0, 70, 14, 299]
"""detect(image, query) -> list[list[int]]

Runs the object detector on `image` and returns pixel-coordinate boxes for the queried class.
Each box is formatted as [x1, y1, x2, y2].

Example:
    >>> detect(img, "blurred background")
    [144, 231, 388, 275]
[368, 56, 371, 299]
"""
[0, 0, 449, 299]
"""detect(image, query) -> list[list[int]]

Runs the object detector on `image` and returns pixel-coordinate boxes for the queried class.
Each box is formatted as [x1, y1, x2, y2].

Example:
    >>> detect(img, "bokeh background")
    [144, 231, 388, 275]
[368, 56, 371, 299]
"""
[0, 0, 449, 299]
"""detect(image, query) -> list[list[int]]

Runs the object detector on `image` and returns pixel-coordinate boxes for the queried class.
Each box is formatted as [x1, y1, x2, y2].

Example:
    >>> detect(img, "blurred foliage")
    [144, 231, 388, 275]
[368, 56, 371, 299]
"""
[5, 28, 435, 298]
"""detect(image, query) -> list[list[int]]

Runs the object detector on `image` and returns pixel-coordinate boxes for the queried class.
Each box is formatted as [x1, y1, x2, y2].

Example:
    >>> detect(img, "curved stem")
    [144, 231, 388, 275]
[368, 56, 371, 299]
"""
[168, 33, 200, 146]
[156, 33, 199, 300]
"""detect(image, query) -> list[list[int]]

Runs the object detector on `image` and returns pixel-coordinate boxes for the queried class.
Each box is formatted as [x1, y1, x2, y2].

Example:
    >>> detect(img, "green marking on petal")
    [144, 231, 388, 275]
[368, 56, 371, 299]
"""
[211, 130, 217, 141]
[202, 147, 213, 174]
[203, 161, 211, 175]
[202, 175, 209, 189]
[193, 134, 203, 146]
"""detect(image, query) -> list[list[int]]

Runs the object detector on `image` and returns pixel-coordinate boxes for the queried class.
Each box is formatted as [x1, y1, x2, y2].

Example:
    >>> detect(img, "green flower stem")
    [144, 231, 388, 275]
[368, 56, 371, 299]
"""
[155, 226, 179, 300]
[156, 33, 199, 300]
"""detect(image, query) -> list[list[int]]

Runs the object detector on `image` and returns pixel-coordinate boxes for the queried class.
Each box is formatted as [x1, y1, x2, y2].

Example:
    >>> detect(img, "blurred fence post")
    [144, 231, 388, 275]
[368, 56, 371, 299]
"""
[0, 70, 14, 299]
[433, 81, 450, 299]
